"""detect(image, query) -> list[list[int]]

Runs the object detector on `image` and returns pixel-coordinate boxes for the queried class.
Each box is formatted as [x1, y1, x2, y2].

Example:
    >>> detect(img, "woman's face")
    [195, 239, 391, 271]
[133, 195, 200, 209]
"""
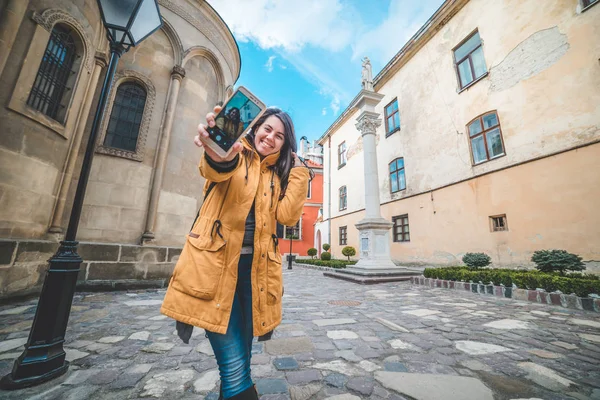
[254, 115, 285, 157]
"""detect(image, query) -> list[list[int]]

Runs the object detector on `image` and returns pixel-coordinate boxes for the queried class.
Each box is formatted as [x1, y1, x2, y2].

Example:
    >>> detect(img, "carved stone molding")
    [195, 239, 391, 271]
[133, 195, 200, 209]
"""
[171, 65, 186, 80]
[31, 9, 93, 72]
[355, 117, 382, 136]
[157, 0, 238, 75]
[94, 51, 108, 68]
[95, 70, 156, 162]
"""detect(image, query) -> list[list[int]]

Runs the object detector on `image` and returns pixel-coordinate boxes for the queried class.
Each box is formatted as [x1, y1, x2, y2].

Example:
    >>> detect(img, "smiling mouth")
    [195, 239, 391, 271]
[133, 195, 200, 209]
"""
[261, 140, 274, 149]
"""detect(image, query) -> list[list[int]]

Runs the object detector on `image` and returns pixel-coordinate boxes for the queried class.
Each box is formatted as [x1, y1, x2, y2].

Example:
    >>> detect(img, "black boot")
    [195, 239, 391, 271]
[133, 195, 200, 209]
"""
[224, 384, 259, 400]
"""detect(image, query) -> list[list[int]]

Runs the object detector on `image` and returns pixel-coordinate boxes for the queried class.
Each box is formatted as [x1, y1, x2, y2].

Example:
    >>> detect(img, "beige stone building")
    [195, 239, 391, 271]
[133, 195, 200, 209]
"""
[318, 0, 600, 271]
[0, 0, 240, 298]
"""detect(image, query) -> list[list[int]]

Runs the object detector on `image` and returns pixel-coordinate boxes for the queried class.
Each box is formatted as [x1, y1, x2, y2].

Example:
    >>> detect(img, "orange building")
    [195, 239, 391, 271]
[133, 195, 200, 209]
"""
[277, 145, 324, 259]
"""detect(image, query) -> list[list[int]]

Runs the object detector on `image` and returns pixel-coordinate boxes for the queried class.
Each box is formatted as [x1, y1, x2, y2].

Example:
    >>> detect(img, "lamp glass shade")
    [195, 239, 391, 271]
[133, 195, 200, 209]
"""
[129, 0, 162, 44]
[97, 0, 138, 29]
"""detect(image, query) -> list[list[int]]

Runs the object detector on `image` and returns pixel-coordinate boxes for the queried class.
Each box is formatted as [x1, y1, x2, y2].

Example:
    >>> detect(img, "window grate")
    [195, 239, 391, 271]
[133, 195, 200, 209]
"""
[103, 82, 147, 152]
[490, 215, 508, 232]
[27, 25, 78, 121]
[339, 226, 347, 245]
[392, 214, 410, 242]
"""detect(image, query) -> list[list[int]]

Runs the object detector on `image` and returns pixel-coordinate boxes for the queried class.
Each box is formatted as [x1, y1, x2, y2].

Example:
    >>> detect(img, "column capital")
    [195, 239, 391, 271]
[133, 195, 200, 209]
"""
[171, 65, 186, 80]
[94, 51, 109, 68]
[355, 115, 381, 136]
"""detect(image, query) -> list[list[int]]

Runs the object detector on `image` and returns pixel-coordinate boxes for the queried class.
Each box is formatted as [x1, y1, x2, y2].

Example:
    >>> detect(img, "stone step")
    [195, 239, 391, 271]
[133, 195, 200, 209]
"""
[323, 271, 418, 285]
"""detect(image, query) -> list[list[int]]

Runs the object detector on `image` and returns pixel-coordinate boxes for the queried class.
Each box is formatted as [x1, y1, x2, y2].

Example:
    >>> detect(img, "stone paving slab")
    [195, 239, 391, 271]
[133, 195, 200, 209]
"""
[0, 266, 599, 399]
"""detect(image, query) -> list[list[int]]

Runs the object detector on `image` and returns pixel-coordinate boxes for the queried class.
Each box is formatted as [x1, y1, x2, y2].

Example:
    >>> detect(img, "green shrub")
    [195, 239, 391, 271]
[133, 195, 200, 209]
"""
[295, 259, 356, 268]
[423, 267, 600, 297]
[531, 250, 585, 275]
[462, 253, 491, 269]
[321, 251, 331, 261]
[323, 243, 331, 251]
[307, 248, 317, 259]
[341, 246, 356, 261]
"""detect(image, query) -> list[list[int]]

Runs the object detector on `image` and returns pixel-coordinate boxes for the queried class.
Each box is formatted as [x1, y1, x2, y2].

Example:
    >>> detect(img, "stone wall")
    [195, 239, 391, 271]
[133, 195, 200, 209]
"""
[0, 239, 181, 300]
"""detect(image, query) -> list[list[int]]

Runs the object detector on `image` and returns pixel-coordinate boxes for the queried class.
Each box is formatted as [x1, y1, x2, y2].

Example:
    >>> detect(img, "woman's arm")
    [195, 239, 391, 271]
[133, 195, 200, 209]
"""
[276, 166, 310, 226]
[199, 152, 241, 182]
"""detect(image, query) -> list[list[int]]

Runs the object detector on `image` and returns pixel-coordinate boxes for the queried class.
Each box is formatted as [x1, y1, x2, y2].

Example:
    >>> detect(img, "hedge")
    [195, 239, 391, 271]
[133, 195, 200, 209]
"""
[423, 267, 600, 298]
[294, 259, 356, 269]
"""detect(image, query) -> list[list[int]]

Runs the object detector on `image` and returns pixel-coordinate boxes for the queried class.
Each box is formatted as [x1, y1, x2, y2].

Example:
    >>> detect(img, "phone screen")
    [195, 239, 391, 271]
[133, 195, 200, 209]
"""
[207, 90, 263, 152]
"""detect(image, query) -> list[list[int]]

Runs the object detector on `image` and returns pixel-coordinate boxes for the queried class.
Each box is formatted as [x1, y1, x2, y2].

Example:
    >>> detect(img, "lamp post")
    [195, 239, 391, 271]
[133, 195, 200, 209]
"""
[0, 0, 162, 390]
[288, 231, 293, 269]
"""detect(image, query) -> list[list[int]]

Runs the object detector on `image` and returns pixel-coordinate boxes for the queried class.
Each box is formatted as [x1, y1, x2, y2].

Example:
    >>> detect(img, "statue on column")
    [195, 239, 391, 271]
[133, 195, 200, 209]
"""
[361, 56, 373, 91]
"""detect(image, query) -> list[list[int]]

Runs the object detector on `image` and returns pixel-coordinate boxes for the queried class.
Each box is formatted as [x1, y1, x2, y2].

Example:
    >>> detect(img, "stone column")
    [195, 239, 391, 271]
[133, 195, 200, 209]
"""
[0, 0, 28, 78]
[48, 52, 107, 234]
[352, 110, 396, 270]
[142, 65, 185, 243]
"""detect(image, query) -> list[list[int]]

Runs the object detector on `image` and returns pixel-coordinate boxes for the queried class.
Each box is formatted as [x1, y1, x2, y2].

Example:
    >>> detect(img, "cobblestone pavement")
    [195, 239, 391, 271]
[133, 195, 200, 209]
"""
[0, 266, 599, 400]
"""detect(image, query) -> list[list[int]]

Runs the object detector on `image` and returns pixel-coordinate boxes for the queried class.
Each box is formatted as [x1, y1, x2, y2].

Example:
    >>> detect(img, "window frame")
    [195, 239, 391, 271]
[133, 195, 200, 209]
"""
[384, 98, 401, 137]
[392, 214, 410, 243]
[466, 110, 506, 165]
[338, 141, 347, 169]
[284, 218, 302, 241]
[339, 186, 347, 211]
[7, 14, 92, 138]
[95, 72, 156, 162]
[582, 0, 599, 10]
[389, 157, 406, 194]
[489, 214, 508, 232]
[102, 81, 147, 153]
[453, 29, 488, 91]
[339, 226, 347, 246]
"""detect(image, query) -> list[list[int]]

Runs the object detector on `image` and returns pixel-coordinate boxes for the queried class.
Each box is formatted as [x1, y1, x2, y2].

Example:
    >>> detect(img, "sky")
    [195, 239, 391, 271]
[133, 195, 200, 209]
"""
[210, 0, 446, 144]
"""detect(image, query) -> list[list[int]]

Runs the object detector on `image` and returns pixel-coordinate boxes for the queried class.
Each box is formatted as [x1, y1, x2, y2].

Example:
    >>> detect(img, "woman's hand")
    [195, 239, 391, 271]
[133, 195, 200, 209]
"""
[195, 105, 244, 163]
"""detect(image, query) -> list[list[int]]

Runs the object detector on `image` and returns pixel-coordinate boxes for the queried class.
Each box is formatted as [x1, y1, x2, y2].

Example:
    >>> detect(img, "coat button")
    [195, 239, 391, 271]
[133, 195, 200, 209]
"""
[260, 287, 264, 292]
[264, 193, 267, 196]
[262, 254, 265, 258]
[263, 223, 266, 227]
[262, 322, 265, 326]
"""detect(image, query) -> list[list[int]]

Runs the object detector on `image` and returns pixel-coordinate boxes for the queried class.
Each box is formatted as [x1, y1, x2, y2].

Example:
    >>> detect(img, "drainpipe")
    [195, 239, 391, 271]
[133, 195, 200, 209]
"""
[328, 136, 332, 247]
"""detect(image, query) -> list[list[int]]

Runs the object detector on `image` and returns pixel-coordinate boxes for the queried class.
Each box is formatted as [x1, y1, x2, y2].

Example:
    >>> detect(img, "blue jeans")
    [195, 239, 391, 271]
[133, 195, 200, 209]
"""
[206, 253, 254, 398]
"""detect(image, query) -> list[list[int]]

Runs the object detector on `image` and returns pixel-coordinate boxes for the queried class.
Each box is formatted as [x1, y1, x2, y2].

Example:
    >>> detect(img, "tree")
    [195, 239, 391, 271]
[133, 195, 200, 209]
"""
[321, 252, 331, 260]
[307, 248, 317, 259]
[323, 243, 330, 252]
[341, 246, 356, 261]
[531, 250, 585, 275]
[462, 253, 491, 269]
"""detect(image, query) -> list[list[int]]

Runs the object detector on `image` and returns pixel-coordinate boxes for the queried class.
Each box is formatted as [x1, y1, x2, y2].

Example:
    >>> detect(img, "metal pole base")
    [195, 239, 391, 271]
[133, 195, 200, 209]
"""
[0, 241, 81, 391]
[0, 361, 69, 390]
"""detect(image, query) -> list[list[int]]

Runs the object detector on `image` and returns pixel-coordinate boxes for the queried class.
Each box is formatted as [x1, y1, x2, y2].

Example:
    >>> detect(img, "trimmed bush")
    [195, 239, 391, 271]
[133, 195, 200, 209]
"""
[342, 246, 356, 261]
[531, 250, 585, 275]
[323, 243, 331, 251]
[295, 259, 355, 268]
[307, 248, 317, 259]
[321, 251, 331, 261]
[423, 267, 600, 297]
[462, 253, 491, 269]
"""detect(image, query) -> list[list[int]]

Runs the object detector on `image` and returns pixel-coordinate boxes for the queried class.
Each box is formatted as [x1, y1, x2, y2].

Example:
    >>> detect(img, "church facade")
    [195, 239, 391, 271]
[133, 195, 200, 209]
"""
[0, 0, 240, 298]
[318, 0, 600, 271]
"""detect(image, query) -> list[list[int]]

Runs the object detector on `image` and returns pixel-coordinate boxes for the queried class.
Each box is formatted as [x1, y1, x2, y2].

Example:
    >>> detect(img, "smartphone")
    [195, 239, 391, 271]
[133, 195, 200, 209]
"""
[204, 86, 267, 158]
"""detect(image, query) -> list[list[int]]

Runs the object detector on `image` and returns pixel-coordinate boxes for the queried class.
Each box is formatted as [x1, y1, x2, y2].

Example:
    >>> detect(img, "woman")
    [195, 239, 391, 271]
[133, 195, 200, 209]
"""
[216, 106, 245, 139]
[161, 106, 310, 399]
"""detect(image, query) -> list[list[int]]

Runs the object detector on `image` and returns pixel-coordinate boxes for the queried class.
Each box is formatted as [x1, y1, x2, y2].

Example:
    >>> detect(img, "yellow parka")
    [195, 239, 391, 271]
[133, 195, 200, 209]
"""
[160, 139, 310, 336]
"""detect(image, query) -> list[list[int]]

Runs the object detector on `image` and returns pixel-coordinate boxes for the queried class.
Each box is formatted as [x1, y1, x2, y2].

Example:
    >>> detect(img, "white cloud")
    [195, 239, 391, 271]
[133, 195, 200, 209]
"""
[330, 94, 340, 115]
[352, 0, 445, 64]
[211, 0, 356, 52]
[321, 108, 327, 116]
[279, 64, 287, 70]
[265, 55, 276, 72]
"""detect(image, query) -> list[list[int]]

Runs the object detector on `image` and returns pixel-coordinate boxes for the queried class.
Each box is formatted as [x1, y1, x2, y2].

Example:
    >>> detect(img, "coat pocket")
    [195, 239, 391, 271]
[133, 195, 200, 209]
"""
[266, 251, 283, 305]
[171, 234, 227, 300]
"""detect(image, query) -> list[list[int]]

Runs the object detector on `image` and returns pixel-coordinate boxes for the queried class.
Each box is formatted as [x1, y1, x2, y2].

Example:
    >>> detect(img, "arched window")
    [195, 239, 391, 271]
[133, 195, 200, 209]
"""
[103, 82, 147, 152]
[389, 157, 406, 193]
[27, 24, 81, 122]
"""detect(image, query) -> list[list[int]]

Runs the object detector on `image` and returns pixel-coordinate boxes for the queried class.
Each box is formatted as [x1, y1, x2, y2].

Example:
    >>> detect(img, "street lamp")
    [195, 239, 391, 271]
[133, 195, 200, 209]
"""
[0, 0, 162, 390]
